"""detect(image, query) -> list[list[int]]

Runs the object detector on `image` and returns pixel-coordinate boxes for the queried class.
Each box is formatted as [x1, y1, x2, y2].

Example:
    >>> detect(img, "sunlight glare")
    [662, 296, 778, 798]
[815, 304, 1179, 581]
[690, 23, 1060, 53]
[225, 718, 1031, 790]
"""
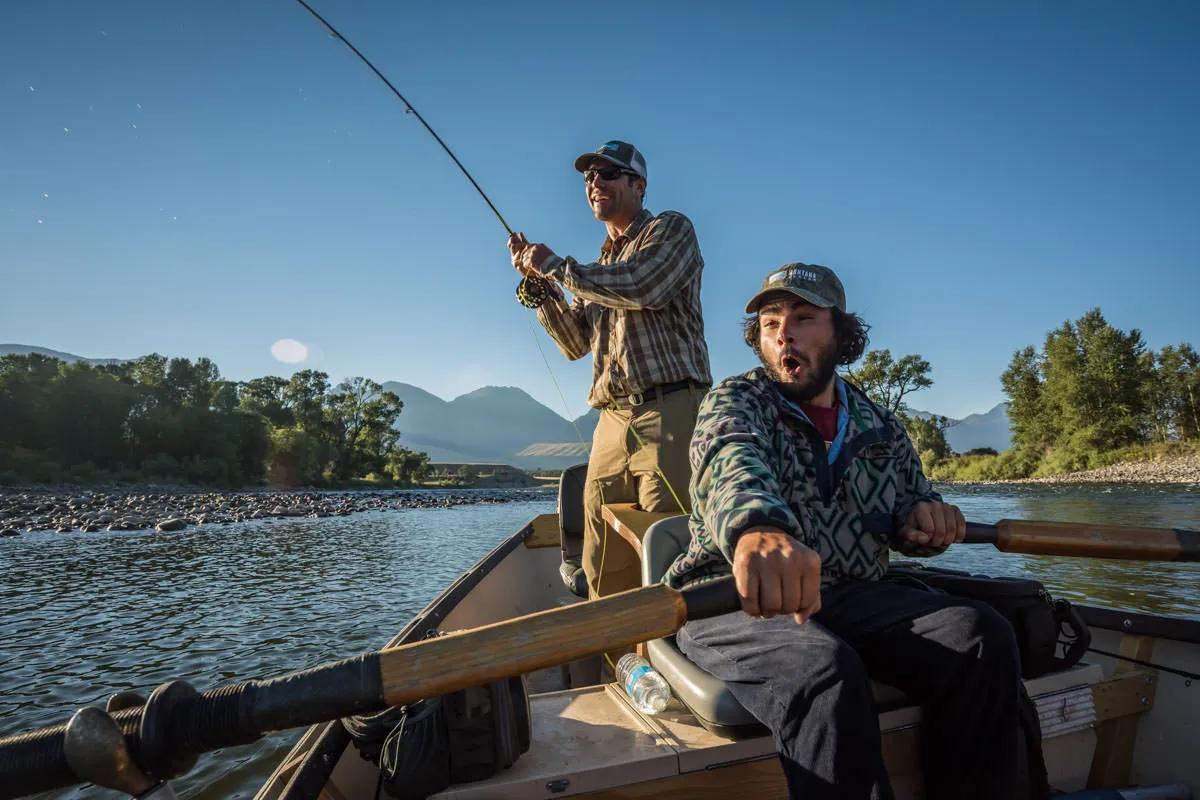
[271, 339, 309, 364]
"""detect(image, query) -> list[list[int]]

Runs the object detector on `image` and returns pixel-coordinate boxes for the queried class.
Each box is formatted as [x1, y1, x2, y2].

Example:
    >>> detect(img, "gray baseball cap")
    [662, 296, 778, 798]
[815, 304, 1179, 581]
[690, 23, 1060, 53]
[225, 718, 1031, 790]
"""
[573, 140, 648, 179]
[745, 263, 846, 313]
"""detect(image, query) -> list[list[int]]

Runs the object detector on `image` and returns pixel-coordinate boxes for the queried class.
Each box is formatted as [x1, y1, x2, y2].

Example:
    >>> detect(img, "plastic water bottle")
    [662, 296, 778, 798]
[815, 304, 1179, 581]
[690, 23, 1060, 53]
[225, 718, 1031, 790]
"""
[615, 653, 671, 714]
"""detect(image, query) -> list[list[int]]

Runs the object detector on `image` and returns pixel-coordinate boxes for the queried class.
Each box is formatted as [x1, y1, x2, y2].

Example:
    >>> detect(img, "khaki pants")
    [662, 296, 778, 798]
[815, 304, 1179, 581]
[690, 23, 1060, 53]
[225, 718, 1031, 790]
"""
[583, 385, 704, 599]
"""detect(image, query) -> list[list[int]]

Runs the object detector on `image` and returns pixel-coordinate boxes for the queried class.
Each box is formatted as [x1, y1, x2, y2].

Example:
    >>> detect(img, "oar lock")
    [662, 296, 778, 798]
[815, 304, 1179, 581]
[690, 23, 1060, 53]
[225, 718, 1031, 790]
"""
[62, 681, 203, 799]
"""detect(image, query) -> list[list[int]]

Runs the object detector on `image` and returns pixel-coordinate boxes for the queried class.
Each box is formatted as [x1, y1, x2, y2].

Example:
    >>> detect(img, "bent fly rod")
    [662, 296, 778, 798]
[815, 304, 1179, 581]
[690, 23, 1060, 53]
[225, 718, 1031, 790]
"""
[293, 0, 553, 308]
[292, 0, 514, 236]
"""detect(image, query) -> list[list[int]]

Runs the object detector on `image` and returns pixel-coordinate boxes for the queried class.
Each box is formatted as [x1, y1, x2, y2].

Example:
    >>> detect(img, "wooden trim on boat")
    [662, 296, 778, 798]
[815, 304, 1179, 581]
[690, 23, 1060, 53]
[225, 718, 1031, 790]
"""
[1091, 668, 1158, 724]
[523, 513, 562, 548]
[569, 756, 787, 799]
[1088, 634, 1157, 789]
[600, 503, 679, 558]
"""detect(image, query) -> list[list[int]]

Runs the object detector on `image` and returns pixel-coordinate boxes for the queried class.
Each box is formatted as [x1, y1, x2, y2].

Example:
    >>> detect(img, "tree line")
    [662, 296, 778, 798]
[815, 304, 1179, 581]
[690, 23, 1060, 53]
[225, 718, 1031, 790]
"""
[0, 353, 430, 487]
[846, 308, 1198, 481]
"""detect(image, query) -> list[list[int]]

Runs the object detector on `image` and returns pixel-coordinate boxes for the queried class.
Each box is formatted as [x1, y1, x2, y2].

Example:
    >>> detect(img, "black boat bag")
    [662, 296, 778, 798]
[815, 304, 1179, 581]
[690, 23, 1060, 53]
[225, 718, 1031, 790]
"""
[343, 668, 531, 799]
[885, 563, 1094, 799]
[884, 562, 1091, 679]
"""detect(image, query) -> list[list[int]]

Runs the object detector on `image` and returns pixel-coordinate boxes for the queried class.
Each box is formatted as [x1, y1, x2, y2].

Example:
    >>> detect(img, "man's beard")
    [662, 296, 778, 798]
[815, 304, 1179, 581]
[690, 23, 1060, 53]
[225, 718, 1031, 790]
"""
[763, 339, 839, 403]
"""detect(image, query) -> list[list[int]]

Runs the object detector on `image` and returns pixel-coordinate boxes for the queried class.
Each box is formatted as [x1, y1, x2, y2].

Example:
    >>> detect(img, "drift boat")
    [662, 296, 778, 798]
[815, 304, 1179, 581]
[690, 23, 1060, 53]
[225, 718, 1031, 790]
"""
[255, 472, 1200, 800]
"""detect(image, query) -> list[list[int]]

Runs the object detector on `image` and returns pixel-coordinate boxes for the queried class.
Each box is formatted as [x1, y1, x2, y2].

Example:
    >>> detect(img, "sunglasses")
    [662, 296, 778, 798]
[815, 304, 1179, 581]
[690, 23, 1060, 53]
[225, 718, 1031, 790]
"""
[584, 165, 638, 183]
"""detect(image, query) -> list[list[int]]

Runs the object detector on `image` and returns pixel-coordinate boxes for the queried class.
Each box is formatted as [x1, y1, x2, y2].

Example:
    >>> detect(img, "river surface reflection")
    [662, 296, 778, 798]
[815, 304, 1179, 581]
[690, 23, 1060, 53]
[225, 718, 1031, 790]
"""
[0, 484, 1197, 798]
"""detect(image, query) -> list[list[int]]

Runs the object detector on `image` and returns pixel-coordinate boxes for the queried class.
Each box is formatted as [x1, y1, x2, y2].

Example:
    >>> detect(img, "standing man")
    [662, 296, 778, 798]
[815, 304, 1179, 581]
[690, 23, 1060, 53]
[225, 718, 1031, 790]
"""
[664, 263, 1025, 799]
[509, 140, 711, 598]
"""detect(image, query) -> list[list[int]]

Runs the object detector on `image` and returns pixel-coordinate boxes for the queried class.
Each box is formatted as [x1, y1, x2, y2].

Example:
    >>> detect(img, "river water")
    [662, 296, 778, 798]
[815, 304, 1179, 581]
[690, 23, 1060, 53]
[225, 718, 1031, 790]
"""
[2, 484, 1198, 799]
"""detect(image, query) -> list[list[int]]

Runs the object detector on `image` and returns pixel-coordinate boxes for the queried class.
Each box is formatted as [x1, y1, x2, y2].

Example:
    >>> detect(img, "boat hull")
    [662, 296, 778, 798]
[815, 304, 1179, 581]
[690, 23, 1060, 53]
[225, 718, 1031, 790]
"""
[257, 513, 1200, 799]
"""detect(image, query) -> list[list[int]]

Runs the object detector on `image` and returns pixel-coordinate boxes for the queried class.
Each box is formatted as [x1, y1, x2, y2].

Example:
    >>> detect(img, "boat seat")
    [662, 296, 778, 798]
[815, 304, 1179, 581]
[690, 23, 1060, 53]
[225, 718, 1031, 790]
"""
[641, 516, 911, 739]
[557, 463, 589, 598]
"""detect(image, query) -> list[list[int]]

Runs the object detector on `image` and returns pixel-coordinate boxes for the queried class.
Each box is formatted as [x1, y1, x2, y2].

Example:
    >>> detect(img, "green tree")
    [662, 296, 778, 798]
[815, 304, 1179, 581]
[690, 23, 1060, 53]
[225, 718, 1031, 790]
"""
[386, 448, 430, 485]
[239, 376, 293, 426]
[1152, 344, 1200, 441]
[844, 350, 932, 415]
[1037, 309, 1149, 459]
[284, 370, 331, 433]
[1000, 345, 1053, 459]
[266, 426, 324, 486]
[326, 377, 404, 480]
[845, 349, 948, 459]
[999, 308, 1162, 477]
[902, 413, 952, 465]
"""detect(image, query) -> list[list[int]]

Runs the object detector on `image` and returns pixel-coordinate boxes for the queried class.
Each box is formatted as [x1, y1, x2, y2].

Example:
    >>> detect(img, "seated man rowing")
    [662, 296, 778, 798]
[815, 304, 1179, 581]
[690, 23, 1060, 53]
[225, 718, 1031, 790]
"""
[663, 264, 1024, 799]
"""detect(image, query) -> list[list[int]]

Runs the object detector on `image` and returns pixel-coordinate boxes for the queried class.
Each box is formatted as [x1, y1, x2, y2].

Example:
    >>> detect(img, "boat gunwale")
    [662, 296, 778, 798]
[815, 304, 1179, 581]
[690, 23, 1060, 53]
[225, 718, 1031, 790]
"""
[1076, 603, 1200, 646]
[266, 516, 542, 800]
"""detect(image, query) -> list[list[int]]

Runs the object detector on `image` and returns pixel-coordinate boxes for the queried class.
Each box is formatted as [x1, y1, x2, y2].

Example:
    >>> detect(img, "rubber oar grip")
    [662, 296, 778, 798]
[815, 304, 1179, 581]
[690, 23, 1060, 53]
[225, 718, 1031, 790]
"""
[0, 580, 734, 799]
[966, 519, 1200, 562]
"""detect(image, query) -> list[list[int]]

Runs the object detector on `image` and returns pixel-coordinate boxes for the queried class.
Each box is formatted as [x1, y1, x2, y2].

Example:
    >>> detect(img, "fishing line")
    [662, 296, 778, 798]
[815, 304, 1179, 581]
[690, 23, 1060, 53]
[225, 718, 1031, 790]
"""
[1087, 647, 1199, 684]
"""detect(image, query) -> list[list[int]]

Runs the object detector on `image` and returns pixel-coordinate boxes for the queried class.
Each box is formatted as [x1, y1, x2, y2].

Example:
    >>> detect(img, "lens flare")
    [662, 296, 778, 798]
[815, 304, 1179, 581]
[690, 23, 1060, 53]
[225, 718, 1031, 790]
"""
[271, 339, 309, 364]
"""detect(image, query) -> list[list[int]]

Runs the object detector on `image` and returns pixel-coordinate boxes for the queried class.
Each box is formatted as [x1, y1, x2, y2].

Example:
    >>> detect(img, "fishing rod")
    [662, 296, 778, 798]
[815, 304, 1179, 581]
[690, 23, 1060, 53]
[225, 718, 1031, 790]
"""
[291, 0, 513, 236]
[292, 0, 552, 309]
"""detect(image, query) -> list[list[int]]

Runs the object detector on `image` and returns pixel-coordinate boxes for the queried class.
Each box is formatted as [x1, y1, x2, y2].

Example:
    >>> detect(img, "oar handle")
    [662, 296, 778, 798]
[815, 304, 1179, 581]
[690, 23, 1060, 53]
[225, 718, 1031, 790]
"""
[965, 519, 1200, 562]
[0, 579, 739, 799]
[0, 654, 386, 799]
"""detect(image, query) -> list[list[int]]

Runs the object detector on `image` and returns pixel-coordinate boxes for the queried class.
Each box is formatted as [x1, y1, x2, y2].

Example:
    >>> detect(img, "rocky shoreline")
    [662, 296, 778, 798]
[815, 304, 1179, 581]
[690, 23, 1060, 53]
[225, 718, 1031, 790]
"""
[945, 452, 1200, 486]
[0, 487, 552, 537]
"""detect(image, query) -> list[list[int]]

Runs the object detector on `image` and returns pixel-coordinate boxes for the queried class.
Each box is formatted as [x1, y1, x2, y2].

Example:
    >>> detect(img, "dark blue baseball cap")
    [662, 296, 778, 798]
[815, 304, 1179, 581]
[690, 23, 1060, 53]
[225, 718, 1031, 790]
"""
[574, 140, 648, 179]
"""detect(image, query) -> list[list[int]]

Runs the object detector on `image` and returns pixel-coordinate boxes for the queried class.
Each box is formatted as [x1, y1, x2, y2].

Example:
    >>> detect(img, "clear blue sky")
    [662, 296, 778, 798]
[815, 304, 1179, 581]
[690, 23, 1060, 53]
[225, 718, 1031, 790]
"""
[3, 1, 1197, 420]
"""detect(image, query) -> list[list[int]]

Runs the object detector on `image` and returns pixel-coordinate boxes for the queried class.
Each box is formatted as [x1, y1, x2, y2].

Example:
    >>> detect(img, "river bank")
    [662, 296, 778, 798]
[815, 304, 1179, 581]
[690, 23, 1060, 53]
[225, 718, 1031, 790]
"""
[0, 486, 551, 537]
[940, 451, 1200, 486]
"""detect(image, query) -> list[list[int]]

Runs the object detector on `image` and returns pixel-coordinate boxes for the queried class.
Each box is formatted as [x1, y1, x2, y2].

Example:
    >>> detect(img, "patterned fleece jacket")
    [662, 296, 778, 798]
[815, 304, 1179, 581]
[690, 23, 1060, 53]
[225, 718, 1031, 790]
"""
[664, 368, 943, 589]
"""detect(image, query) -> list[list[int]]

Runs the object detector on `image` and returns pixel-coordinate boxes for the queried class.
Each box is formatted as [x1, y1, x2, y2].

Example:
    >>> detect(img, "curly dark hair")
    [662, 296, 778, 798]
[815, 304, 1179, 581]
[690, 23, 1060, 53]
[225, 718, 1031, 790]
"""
[743, 306, 871, 366]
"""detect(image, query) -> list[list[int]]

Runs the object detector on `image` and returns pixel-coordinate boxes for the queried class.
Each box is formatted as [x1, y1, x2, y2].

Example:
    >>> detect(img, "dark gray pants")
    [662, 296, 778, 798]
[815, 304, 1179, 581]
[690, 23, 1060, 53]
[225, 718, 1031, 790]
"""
[677, 579, 1022, 800]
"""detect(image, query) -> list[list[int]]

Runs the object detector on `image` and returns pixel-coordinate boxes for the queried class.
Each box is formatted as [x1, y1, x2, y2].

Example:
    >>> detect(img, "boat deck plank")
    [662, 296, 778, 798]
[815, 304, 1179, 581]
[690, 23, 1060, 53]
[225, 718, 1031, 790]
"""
[434, 686, 679, 798]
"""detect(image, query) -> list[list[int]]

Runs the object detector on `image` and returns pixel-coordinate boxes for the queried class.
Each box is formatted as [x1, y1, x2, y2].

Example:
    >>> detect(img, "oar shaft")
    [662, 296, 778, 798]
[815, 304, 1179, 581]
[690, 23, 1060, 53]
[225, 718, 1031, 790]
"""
[378, 583, 688, 706]
[967, 519, 1200, 562]
[0, 580, 732, 799]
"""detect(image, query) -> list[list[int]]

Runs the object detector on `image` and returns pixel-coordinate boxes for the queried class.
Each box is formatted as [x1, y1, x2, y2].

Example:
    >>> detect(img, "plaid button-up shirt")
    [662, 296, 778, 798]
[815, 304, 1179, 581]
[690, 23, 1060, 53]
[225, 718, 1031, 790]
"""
[535, 208, 712, 408]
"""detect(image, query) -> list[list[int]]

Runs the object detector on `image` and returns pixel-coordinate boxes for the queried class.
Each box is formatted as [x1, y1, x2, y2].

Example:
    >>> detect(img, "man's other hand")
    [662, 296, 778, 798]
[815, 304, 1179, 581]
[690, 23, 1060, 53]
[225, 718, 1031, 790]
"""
[900, 501, 966, 551]
[507, 232, 530, 273]
[732, 528, 822, 624]
[506, 233, 555, 277]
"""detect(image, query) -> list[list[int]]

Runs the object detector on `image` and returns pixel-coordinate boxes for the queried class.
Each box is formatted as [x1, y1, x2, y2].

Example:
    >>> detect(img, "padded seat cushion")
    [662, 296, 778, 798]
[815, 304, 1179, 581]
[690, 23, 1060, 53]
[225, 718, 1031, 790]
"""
[641, 517, 911, 736]
[557, 463, 589, 598]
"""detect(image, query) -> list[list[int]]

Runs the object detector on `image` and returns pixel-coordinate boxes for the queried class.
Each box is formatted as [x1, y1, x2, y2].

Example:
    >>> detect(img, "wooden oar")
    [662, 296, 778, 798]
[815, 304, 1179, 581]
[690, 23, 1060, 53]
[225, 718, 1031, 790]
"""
[0, 578, 739, 800]
[965, 519, 1200, 561]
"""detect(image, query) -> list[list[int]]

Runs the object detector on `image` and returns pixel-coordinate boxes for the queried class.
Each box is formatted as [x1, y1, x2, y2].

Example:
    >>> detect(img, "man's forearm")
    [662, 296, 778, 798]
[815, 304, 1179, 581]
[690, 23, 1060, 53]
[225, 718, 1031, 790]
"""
[535, 294, 590, 360]
[538, 214, 699, 310]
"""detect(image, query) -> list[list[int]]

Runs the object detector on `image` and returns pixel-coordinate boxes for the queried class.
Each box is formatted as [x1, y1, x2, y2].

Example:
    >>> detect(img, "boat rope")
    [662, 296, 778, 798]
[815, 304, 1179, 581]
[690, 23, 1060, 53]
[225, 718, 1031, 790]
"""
[1087, 646, 1198, 685]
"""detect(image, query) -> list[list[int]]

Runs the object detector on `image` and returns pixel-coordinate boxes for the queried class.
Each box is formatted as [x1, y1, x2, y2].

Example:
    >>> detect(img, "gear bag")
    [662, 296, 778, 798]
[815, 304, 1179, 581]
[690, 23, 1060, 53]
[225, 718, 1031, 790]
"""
[343, 670, 531, 799]
[884, 562, 1091, 680]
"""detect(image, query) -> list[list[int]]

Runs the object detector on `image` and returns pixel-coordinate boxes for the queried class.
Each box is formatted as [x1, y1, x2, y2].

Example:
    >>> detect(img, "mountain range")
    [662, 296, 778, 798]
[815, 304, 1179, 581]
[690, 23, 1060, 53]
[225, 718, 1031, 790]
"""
[0, 344, 123, 366]
[1, 344, 1012, 466]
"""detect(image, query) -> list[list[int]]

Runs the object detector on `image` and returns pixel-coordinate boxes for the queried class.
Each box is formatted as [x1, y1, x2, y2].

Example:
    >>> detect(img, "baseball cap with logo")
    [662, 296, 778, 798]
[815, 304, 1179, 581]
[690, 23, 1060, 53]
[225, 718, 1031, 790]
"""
[744, 263, 846, 314]
[573, 140, 648, 179]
